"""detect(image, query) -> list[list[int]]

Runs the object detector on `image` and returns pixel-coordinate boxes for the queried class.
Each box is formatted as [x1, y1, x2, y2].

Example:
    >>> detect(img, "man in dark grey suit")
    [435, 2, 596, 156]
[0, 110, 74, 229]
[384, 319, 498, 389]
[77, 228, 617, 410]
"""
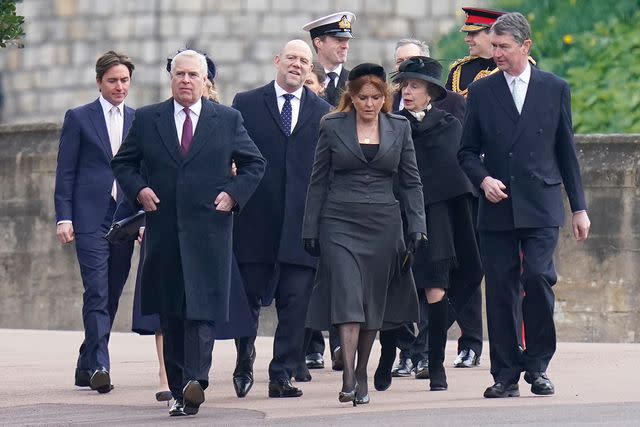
[112, 50, 265, 416]
[231, 40, 331, 399]
[458, 13, 590, 398]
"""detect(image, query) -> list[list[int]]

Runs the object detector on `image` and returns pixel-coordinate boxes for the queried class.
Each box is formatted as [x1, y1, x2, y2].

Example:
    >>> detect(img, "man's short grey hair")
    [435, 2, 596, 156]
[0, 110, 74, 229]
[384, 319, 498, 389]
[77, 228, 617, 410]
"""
[394, 38, 430, 58]
[170, 50, 208, 77]
[491, 12, 531, 45]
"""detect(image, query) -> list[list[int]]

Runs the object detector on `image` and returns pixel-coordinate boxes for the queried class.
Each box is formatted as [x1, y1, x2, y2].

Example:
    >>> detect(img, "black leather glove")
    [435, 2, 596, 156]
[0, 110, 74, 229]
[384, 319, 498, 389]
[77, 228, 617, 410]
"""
[406, 232, 427, 253]
[303, 238, 321, 257]
[401, 232, 427, 275]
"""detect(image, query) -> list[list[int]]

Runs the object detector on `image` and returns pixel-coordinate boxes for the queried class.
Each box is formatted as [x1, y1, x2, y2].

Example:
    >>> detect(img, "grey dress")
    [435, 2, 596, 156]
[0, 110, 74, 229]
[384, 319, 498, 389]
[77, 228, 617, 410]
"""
[302, 111, 426, 330]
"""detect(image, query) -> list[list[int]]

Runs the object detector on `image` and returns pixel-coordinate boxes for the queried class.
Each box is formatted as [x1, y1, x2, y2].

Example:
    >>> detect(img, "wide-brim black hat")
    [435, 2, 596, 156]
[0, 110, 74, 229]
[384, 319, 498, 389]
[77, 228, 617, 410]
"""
[348, 63, 386, 82]
[392, 56, 446, 102]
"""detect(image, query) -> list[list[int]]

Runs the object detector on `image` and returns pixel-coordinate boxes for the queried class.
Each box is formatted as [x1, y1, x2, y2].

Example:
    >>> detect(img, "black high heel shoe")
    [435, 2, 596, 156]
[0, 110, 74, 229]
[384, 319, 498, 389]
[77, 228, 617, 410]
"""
[338, 389, 356, 406]
[355, 393, 370, 405]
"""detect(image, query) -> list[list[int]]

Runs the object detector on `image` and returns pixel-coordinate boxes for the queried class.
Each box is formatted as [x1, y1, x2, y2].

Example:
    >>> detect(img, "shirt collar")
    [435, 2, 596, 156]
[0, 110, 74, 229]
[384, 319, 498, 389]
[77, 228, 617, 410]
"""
[99, 95, 124, 115]
[324, 64, 343, 78]
[174, 98, 202, 117]
[503, 62, 531, 85]
[274, 81, 303, 100]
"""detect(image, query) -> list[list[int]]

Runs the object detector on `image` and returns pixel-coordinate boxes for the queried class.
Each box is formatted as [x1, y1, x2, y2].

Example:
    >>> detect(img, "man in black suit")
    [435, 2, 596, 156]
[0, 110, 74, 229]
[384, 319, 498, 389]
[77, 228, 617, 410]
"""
[231, 40, 332, 399]
[112, 50, 265, 416]
[302, 11, 356, 371]
[55, 51, 136, 393]
[458, 13, 590, 398]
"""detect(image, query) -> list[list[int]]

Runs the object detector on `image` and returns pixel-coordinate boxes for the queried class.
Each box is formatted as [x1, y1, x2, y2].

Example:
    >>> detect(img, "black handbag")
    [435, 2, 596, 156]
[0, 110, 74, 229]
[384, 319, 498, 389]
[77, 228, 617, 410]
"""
[104, 210, 145, 244]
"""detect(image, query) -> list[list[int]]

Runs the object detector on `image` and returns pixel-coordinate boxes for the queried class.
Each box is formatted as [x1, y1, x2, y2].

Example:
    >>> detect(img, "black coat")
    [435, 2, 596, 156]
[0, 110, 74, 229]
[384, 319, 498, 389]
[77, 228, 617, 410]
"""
[458, 66, 587, 231]
[396, 108, 476, 205]
[231, 83, 331, 269]
[111, 98, 266, 321]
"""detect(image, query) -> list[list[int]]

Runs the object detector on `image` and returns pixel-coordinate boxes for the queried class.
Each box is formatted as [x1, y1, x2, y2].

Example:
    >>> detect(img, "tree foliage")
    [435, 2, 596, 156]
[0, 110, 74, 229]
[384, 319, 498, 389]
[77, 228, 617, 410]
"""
[434, 0, 640, 133]
[0, 0, 25, 48]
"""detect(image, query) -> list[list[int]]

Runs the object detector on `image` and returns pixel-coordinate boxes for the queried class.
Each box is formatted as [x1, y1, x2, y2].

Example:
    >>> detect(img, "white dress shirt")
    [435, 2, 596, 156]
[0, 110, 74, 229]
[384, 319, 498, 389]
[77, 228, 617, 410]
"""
[173, 99, 202, 145]
[503, 63, 531, 114]
[274, 81, 303, 134]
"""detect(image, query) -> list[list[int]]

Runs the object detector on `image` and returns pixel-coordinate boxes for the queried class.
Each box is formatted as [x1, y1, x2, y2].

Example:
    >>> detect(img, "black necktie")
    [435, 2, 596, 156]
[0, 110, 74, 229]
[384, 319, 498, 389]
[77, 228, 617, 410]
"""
[281, 93, 294, 136]
[326, 72, 339, 106]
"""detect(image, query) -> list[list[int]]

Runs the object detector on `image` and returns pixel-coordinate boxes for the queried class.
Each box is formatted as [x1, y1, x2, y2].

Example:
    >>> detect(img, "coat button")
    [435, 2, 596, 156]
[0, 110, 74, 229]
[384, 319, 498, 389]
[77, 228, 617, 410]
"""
[508, 152, 513, 157]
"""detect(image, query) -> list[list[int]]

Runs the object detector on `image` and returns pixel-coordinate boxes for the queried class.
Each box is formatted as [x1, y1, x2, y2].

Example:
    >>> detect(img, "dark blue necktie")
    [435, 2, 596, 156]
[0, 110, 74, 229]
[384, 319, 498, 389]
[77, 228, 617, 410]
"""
[281, 93, 294, 136]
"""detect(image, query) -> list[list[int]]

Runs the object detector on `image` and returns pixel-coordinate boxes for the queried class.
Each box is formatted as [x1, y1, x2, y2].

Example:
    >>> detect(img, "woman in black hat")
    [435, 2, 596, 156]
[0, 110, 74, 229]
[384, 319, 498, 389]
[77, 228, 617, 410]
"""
[392, 56, 483, 391]
[303, 63, 426, 405]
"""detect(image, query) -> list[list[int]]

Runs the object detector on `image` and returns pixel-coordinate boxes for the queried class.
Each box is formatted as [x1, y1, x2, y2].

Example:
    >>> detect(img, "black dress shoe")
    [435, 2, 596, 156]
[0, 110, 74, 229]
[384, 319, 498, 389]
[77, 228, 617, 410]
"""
[294, 363, 312, 382]
[524, 371, 555, 395]
[305, 352, 325, 369]
[454, 348, 481, 368]
[74, 368, 92, 387]
[391, 357, 413, 377]
[429, 366, 447, 391]
[414, 359, 429, 379]
[268, 378, 303, 398]
[90, 368, 112, 394]
[483, 382, 520, 398]
[183, 380, 205, 415]
[169, 399, 186, 417]
[332, 347, 344, 371]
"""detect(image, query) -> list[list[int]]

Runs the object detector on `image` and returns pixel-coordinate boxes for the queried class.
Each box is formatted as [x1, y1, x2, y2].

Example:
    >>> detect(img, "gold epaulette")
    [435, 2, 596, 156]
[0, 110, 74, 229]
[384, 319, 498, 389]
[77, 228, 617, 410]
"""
[448, 55, 477, 71]
[449, 55, 479, 97]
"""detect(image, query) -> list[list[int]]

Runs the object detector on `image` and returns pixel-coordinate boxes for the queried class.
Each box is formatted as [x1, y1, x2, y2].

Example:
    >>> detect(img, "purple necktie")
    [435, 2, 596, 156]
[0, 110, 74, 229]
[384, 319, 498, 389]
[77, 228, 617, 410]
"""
[181, 107, 193, 155]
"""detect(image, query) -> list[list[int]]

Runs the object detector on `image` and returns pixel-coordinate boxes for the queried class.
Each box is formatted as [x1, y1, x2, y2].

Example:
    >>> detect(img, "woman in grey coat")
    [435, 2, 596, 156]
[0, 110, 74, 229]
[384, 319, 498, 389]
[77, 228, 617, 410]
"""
[302, 63, 427, 406]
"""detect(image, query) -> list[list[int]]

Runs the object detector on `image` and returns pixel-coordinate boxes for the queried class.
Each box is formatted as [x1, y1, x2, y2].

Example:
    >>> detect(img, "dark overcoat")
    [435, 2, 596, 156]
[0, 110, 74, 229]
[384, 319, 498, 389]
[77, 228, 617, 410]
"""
[111, 98, 265, 321]
[231, 83, 331, 269]
[458, 67, 586, 231]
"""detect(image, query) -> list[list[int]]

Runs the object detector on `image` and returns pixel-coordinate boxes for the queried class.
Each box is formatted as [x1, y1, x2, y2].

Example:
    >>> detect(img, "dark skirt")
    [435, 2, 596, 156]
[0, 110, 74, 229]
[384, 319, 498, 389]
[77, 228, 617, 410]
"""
[306, 200, 419, 331]
[412, 195, 483, 309]
[132, 238, 256, 339]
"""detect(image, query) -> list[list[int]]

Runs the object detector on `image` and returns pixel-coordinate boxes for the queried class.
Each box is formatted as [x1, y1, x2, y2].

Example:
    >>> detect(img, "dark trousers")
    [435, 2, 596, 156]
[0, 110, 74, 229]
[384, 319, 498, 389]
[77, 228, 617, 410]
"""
[161, 315, 215, 399]
[451, 286, 484, 355]
[305, 327, 340, 358]
[479, 227, 558, 384]
[389, 297, 429, 364]
[74, 199, 133, 371]
[236, 262, 315, 380]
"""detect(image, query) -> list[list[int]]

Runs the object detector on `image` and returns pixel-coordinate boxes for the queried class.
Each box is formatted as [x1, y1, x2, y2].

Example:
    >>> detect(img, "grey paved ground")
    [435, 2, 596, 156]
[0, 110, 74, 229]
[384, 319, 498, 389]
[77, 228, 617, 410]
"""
[1, 329, 639, 425]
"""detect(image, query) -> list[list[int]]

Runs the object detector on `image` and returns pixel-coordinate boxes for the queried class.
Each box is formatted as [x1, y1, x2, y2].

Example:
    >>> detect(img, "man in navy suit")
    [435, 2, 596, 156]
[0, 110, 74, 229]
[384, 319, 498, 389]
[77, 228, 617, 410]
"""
[54, 51, 136, 393]
[231, 39, 331, 399]
[458, 13, 591, 398]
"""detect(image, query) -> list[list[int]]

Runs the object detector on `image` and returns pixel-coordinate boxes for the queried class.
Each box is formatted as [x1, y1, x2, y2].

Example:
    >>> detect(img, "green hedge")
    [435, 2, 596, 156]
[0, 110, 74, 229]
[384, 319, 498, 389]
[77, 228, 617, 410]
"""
[434, 0, 640, 133]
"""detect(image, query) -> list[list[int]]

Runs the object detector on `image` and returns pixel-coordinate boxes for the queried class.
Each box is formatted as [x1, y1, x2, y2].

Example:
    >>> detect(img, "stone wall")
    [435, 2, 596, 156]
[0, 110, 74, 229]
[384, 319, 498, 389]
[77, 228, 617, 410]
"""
[0, 0, 486, 124]
[1, 123, 639, 342]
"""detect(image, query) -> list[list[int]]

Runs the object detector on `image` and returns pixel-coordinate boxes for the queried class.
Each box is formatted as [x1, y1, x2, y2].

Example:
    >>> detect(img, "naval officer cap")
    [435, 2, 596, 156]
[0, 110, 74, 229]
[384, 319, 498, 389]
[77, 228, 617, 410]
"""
[303, 11, 356, 39]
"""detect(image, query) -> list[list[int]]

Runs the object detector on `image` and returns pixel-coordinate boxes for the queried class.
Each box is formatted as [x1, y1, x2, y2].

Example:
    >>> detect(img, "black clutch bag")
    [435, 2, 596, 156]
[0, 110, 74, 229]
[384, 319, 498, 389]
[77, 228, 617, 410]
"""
[104, 210, 145, 244]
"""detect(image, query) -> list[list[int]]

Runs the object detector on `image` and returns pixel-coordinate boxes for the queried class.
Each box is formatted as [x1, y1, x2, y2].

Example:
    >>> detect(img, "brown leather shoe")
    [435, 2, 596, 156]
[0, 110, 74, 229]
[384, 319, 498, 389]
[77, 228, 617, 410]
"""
[183, 380, 205, 415]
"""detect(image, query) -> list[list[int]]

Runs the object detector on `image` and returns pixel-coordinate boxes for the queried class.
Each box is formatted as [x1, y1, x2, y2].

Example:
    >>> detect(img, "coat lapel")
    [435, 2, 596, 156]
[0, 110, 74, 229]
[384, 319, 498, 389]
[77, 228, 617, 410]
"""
[263, 83, 289, 136]
[184, 98, 218, 164]
[509, 67, 541, 147]
[154, 99, 183, 165]
[292, 88, 312, 136]
[489, 73, 519, 124]
[370, 113, 397, 163]
[335, 111, 367, 163]
[123, 105, 134, 138]
[88, 99, 112, 159]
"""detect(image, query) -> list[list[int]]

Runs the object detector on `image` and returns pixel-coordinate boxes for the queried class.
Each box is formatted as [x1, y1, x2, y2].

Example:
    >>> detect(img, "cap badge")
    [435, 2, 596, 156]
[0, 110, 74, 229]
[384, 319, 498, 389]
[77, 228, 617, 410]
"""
[338, 15, 351, 29]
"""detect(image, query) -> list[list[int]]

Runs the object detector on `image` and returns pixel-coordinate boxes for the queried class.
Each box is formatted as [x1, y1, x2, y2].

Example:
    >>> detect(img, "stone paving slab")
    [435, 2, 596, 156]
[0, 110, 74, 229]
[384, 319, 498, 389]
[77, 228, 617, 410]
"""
[1, 330, 639, 425]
